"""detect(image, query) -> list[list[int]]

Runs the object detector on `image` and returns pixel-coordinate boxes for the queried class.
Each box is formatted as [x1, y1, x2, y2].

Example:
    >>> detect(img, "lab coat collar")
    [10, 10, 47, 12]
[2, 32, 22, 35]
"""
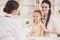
[5, 14, 18, 18]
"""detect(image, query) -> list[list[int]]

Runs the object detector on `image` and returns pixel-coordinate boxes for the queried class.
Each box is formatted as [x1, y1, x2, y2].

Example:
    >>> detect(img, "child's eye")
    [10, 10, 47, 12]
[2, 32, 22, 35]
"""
[45, 7, 47, 8]
[42, 6, 44, 8]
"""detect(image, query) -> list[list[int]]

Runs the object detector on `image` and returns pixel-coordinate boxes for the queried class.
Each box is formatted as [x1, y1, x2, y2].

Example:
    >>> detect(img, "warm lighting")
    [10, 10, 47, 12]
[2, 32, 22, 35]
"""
[15, 0, 21, 3]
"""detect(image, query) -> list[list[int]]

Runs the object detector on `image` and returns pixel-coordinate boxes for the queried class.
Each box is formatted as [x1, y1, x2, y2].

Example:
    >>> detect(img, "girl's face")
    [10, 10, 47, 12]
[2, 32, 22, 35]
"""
[33, 12, 42, 23]
[41, 3, 50, 16]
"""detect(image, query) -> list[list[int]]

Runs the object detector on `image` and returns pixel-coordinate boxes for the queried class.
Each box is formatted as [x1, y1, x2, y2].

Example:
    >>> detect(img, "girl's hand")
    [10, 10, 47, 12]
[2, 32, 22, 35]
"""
[27, 31, 35, 37]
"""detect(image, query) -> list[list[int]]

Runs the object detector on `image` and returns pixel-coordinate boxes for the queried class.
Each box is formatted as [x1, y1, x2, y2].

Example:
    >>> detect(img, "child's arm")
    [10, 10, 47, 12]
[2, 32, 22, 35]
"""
[40, 28, 44, 36]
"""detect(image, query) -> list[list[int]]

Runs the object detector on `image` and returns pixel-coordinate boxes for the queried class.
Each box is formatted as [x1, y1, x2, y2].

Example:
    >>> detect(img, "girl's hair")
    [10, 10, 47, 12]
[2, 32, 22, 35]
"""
[41, 0, 51, 28]
[3, 0, 19, 13]
[34, 10, 42, 16]
[33, 10, 43, 23]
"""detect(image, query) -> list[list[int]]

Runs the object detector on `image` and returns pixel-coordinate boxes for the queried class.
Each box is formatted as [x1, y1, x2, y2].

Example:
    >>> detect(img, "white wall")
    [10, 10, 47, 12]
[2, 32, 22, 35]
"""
[0, 0, 8, 17]
[55, 0, 60, 14]
[19, 0, 36, 16]
[0, 0, 60, 17]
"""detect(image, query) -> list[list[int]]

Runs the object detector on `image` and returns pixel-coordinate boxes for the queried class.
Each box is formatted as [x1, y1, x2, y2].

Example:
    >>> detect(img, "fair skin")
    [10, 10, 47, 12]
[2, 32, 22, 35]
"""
[40, 24, 58, 34]
[29, 12, 44, 37]
[10, 9, 19, 16]
[33, 12, 42, 24]
[41, 3, 50, 17]
[41, 3, 59, 34]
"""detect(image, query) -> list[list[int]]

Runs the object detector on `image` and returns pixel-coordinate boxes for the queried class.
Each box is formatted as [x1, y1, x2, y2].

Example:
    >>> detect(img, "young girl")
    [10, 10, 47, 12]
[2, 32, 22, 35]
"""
[29, 10, 45, 37]
[28, 10, 59, 37]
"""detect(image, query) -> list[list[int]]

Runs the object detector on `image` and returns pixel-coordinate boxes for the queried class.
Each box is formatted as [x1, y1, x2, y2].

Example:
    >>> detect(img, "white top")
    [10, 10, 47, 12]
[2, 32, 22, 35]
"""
[47, 14, 60, 37]
[0, 14, 29, 40]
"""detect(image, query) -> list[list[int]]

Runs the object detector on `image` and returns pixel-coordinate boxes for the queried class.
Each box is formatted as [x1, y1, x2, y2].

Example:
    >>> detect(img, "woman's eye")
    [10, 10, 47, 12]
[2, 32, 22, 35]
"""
[33, 16, 35, 17]
[36, 16, 38, 18]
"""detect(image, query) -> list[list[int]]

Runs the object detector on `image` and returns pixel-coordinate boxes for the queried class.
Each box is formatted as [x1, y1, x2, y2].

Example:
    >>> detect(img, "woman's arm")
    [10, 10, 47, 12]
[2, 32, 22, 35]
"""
[40, 24, 58, 34]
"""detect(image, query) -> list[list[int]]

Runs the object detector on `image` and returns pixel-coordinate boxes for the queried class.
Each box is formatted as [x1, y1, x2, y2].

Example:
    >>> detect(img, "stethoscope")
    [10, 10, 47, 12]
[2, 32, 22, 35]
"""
[5, 15, 11, 18]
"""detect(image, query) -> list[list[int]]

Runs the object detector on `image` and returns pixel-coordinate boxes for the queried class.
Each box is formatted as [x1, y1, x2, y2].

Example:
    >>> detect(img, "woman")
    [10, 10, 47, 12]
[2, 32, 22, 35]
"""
[41, 0, 51, 28]
[0, 0, 26, 40]
[41, 0, 59, 37]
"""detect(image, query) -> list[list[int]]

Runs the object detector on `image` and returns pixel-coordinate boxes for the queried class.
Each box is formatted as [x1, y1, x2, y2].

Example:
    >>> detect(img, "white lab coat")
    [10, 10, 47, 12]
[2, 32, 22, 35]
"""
[0, 14, 29, 40]
[47, 14, 60, 37]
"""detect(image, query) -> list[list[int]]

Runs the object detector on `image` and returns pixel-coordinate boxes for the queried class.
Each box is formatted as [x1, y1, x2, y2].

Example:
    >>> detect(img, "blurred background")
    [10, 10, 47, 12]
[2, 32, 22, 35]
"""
[0, 0, 60, 39]
[0, 0, 60, 19]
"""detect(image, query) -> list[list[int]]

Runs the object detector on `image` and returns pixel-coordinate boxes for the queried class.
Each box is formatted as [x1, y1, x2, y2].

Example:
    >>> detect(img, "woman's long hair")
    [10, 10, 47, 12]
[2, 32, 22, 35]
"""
[41, 0, 51, 28]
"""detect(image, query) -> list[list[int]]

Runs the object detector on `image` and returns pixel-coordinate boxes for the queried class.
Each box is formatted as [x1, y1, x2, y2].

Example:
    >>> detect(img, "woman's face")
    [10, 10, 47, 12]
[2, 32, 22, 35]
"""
[12, 9, 19, 15]
[33, 12, 42, 23]
[41, 3, 50, 16]
[16, 9, 19, 15]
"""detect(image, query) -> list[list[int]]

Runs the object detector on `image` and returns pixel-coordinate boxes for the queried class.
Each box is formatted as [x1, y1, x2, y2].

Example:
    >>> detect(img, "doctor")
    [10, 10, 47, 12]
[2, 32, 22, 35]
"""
[0, 0, 27, 40]
[41, 0, 60, 37]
